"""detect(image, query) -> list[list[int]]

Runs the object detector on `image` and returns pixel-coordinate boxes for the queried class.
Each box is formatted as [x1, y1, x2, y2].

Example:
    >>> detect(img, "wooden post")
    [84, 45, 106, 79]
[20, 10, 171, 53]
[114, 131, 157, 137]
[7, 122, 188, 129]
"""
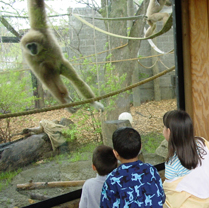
[102, 120, 144, 162]
[17, 180, 86, 190]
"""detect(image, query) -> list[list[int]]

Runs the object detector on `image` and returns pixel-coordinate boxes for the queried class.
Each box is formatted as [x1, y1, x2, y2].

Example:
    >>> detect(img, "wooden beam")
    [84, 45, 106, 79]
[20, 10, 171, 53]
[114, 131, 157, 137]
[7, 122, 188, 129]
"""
[189, 0, 209, 139]
[16, 180, 86, 190]
[181, 0, 193, 119]
[0, 16, 21, 38]
[0, 36, 20, 43]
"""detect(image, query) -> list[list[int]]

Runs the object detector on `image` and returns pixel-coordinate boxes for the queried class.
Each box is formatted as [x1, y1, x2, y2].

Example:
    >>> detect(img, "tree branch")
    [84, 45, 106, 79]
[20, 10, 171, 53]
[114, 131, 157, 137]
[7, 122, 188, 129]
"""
[0, 1, 21, 16]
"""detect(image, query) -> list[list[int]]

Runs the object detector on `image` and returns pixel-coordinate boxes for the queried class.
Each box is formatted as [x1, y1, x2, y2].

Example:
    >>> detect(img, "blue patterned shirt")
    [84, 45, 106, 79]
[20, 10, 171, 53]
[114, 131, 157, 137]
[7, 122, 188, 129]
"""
[100, 160, 165, 208]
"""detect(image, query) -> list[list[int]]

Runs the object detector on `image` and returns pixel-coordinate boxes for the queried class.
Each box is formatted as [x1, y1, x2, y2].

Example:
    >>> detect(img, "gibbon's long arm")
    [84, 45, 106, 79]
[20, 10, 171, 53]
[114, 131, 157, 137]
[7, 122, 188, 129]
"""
[60, 60, 96, 99]
[60, 60, 104, 111]
[27, 0, 48, 30]
[20, 0, 104, 113]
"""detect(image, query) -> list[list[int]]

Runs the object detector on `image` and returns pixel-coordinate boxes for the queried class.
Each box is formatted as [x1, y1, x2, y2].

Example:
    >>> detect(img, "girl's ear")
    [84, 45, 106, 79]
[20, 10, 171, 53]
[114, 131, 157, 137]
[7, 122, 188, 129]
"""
[168, 128, 171, 137]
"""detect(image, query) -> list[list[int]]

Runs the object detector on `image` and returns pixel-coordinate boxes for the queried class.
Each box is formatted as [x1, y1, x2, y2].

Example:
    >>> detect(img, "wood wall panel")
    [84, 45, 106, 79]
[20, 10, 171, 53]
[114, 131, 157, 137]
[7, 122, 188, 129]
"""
[188, 0, 209, 139]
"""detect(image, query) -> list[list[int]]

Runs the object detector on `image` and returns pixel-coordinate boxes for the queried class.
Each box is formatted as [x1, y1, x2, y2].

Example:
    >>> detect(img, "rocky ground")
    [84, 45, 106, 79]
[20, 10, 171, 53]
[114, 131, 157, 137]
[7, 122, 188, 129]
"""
[0, 99, 177, 208]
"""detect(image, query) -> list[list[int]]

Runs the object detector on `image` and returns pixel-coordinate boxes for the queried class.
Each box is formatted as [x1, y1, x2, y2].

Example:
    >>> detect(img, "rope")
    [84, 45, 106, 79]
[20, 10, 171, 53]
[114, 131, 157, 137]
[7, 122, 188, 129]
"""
[3, 14, 143, 21]
[143, 27, 174, 54]
[72, 51, 174, 65]
[73, 13, 173, 40]
[137, 54, 174, 70]
[0, 66, 175, 119]
[159, 59, 170, 69]
[76, 14, 144, 21]
[70, 43, 128, 61]
[0, 51, 173, 75]
[137, 58, 160, 69]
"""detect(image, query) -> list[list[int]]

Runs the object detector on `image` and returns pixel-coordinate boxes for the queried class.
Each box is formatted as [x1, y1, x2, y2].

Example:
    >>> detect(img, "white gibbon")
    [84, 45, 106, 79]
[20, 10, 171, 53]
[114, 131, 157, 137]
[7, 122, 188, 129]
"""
[144, 0, 172, 37]
[20, 0, 104, 113]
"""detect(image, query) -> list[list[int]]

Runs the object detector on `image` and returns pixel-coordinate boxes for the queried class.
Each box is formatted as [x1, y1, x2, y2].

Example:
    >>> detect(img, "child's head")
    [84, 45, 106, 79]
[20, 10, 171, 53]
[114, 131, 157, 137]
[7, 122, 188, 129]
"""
[112, 127, 141, 160]
[163, 110, 204, 169]
[163, 109, 194, 146]
[92, 145, 117, 176]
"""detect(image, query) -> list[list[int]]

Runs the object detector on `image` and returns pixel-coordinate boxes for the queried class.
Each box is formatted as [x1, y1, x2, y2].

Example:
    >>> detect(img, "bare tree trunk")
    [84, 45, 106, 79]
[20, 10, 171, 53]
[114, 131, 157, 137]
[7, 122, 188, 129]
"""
[31, 72, 45, 108]
[101, 0, 149, 121]
[127, 0, 134, 30]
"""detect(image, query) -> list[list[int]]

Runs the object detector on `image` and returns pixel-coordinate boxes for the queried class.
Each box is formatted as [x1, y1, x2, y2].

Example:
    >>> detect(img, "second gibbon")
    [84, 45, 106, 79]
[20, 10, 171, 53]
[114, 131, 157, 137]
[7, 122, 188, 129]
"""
[145, 0, 172, 37]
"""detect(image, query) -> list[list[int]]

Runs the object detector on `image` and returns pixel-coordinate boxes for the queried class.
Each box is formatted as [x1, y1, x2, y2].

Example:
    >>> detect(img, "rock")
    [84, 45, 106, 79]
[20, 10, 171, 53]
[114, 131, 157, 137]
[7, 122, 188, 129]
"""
[155, 139, 168, 159]
[143, 152, 165, 164]
[102, 120, 132, 148]
[0, 133, 52, 172]
[59, 118, 74, 127]
[0, 118, 77, 172]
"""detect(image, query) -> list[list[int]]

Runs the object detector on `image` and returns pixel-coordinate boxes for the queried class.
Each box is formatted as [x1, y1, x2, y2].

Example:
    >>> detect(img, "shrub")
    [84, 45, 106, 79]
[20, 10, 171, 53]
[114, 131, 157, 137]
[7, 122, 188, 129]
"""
[0, 71, 36, 142]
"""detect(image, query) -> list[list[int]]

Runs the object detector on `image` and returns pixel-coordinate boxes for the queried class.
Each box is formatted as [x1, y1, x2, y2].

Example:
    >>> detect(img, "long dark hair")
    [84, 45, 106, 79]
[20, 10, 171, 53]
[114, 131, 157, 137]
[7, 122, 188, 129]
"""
[163, 110, 206, 169]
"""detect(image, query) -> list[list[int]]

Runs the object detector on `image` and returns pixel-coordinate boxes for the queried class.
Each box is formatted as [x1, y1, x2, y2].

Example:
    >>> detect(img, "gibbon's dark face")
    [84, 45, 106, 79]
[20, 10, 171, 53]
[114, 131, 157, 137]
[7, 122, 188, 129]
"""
[26, 42, 39, 55]
[21, 29, 45, 56]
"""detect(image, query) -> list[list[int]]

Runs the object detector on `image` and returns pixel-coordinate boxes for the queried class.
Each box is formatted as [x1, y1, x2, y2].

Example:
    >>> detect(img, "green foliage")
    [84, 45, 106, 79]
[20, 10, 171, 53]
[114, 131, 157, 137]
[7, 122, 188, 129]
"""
[0, 71, 37, 142]
[44, 93, 59, 107]
[70, 108, 103, 143]
[59, 54, 127, 143]
[68, 152, 89, 163]
[139, 72, 149, 79]
[62, 124, 78, 142]
[104, 42, 109, 50]
[141, 133, 164, 153]
[106, 53, 112, 60]
[0, 71, 35, 113]
[46, 142, 101, 164]
[0, 168, 22, 191]
[82, 57, 127, 112]
[54, 154, 67, 165]
[68, 142, 101, 162]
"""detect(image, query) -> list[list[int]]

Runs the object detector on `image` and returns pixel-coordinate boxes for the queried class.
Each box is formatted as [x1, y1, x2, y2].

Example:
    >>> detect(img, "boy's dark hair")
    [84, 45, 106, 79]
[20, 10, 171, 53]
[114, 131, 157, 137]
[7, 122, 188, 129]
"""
[92, 145, 117, 176]
[112, 127, 141, 159]
[163, 110, 206, 169]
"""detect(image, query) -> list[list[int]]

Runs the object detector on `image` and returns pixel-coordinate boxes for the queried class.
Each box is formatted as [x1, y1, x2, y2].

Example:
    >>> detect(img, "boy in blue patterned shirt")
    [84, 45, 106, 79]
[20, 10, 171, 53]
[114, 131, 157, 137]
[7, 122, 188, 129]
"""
[100, 127, 165, 208]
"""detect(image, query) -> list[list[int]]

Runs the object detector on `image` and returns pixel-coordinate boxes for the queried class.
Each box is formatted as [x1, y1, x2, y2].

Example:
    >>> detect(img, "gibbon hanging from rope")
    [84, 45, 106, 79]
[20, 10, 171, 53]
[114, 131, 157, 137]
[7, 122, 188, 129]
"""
[144, 0, 172, 37]
[20, 0, 104, 113]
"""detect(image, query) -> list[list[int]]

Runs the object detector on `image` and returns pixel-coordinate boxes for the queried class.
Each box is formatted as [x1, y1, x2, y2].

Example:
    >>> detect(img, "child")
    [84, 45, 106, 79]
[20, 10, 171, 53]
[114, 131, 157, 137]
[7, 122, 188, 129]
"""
[79, 145, 117, 208]
[162, 110, 209, 207]
[100, 127, 165, 208]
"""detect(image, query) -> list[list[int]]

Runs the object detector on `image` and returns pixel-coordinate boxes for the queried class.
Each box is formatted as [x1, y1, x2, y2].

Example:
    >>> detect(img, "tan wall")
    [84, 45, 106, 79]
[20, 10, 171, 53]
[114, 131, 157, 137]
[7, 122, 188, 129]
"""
[182, 0, 209, 140]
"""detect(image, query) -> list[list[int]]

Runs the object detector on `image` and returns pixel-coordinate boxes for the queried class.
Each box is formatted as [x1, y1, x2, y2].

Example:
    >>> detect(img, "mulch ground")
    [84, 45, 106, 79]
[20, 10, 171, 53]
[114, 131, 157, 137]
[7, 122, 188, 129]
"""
[0, 99, 176, 143]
